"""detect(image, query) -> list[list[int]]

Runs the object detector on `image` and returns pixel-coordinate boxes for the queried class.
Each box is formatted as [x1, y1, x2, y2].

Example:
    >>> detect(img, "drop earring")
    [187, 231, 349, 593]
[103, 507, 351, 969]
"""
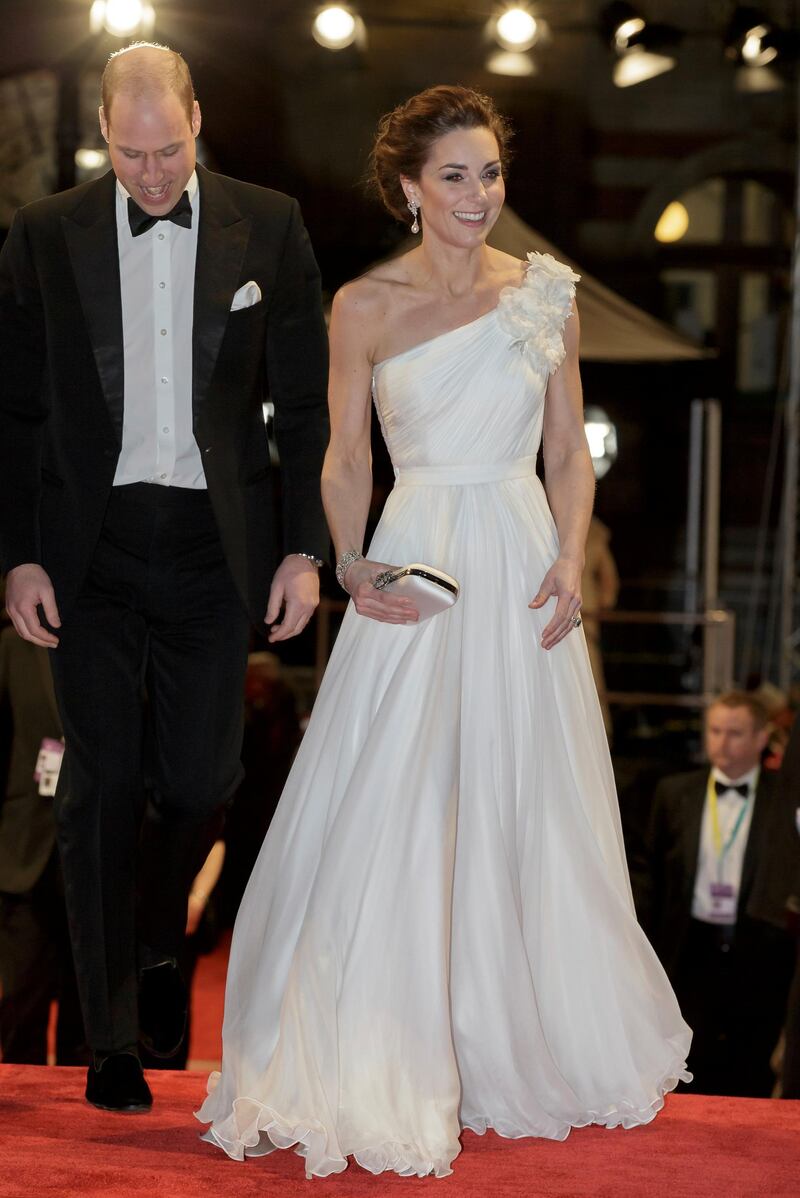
[407, 198, 420, 234]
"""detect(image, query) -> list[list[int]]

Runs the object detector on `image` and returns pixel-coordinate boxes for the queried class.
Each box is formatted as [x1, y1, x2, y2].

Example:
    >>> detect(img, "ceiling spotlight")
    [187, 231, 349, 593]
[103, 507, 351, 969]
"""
[724, 7, 799, 89]
[600, 2, 682, 87]
[725, 7, 772, 62]
[741, 24, 777, 67]
[89, 0, 155, 37]
[493, 7, 538, 53]
[312, 6, 365, 51]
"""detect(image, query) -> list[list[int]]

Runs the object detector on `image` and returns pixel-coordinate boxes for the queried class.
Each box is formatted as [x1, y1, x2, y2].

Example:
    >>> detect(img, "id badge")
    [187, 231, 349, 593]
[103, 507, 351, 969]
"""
[33, 738, 64, 797]
[709, 881, 736, 922]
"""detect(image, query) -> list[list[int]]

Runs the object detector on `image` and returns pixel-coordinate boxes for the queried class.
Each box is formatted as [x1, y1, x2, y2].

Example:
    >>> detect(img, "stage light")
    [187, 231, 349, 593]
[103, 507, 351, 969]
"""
[494, 7, 538, 52]
[654, 201, 689, 244]
[725, 7, 771, 62]
[89, 0, 155, 37]
[741, 25, 777, 67]
[584, 407, 618, 480]
[724, 8, 799, 88]
[600, 3, 681, 87]
[486, 50, 537, 77]
[312, 6, 360, 50]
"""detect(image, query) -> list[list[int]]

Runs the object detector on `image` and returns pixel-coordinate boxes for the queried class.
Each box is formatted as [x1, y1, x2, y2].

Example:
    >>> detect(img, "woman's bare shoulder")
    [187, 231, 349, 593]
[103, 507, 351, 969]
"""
[486, 246, 529, 283]
[332, 254, 418, 326]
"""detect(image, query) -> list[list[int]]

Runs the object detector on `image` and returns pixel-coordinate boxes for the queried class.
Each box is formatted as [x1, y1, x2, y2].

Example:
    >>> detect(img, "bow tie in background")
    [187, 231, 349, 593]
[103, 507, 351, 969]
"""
[127, 190, 192, 237]
[714, 779, 750, 798]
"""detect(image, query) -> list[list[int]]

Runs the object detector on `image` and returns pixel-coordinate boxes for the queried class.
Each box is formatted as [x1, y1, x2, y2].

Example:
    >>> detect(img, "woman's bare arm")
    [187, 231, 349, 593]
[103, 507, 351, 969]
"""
[531, 301, 595, 649]
[321, 284, 417, 624]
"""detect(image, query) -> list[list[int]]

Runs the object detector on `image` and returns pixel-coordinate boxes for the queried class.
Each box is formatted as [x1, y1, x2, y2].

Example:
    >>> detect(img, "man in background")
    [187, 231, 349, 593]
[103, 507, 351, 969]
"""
[0, 623, 86, 1065]
[631, 690, 799, 1096]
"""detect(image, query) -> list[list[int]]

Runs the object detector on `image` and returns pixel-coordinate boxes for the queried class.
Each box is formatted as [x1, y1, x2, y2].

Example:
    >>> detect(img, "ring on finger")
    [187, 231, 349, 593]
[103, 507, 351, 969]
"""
[570, 614, 582, 628]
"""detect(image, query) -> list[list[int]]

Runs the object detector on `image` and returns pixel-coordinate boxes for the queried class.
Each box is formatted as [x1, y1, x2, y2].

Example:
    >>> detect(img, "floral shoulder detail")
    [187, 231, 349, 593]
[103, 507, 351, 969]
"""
[496, 251, 581, 375]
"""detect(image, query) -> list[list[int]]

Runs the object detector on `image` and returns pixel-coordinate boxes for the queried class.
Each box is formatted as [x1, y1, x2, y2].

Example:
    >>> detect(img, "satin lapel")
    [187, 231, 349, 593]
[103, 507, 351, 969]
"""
[740, 775, 770, 906]
[61, 172, 124, 445]
[681, 778, 706, 899]
[192, 166, 252, 418]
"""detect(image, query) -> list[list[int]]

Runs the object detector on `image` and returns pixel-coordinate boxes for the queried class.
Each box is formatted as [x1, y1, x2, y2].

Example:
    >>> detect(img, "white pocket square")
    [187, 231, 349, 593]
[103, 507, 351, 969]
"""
[230, 280, 262, 311]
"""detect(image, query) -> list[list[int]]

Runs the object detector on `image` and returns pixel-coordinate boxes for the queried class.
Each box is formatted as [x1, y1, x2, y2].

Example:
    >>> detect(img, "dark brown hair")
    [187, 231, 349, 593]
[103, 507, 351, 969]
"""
[102, 42, 195, 126]
[369, 85, 513, 223]
[708, 690, 770, 730]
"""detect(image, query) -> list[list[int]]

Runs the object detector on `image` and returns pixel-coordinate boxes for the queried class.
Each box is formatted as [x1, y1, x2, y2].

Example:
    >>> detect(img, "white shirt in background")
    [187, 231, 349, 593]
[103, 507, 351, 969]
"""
[691, 764, 759, 925]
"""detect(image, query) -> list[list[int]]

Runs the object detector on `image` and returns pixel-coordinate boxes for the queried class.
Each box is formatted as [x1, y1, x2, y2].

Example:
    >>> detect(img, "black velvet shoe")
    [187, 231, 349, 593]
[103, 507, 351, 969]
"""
[85, 1051, 152, 1113]
[138, 961, 188, 1059]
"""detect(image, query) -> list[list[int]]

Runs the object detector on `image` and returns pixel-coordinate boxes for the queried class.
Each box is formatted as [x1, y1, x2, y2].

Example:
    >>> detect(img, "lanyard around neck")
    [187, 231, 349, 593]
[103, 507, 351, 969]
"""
[707, 772, 755, 863]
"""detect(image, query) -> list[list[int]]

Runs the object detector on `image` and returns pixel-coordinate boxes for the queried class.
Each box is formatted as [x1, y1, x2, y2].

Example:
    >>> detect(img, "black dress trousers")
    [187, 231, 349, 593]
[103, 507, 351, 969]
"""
[50, 483, 250, 1054]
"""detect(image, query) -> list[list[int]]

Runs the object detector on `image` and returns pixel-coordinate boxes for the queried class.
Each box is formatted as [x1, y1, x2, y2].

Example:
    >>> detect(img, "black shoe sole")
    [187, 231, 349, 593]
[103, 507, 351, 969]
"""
[86, 1097, 152, 1113]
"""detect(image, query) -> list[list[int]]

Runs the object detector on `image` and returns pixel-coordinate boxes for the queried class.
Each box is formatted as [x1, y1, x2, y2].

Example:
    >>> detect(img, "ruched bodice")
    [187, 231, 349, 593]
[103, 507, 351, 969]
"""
[197, 251, 691, 1181]
[372, 252, 578, 472]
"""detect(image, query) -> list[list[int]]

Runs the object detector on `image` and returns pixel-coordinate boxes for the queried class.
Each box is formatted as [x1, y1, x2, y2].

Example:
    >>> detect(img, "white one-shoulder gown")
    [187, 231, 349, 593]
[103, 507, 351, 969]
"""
[196, 253, 691, 1178]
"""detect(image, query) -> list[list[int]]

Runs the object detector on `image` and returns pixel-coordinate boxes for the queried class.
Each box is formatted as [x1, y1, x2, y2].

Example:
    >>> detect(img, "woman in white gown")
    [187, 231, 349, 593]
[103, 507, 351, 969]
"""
[196, 85, 691, 1178]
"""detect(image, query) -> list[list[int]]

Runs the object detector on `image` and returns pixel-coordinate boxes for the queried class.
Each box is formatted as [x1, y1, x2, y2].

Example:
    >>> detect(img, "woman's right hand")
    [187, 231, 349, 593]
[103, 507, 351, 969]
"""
[344, 559, 419, 625]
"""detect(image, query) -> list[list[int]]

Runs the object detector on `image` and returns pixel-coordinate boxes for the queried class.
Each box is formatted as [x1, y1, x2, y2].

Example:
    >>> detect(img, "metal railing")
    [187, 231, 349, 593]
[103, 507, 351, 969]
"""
[314, 599, 736, 707]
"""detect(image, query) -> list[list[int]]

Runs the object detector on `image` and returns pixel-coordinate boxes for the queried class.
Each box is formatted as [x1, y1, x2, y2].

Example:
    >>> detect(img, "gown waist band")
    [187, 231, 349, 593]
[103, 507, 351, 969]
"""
[395, 456, 537, 487]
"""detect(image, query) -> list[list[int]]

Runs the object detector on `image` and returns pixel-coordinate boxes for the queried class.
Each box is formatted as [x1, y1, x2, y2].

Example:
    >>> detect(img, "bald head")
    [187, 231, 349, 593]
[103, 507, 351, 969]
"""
[101, 42, 195, 127]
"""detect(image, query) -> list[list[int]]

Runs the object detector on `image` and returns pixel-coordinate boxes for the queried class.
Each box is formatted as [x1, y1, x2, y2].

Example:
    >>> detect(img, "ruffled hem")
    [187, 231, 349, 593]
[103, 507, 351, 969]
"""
[196, 1072, 456, 1179]
[464, 1054, 692, 1140]
[196, 1054, 691, 1179]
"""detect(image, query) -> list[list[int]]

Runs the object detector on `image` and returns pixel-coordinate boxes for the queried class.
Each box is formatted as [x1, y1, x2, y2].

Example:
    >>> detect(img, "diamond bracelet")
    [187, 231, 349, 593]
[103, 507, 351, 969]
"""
[335, 549, 364, 590]
[292, 552, 324, 568]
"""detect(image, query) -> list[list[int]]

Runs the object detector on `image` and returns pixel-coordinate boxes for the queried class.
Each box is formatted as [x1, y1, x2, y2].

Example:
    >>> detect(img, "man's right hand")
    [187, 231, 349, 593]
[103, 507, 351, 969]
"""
[5, 563, 61, 647]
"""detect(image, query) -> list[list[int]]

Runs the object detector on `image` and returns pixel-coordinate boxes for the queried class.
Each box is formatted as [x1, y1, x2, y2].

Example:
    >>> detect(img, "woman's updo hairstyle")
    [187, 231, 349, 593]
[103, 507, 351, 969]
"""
[369, 85, 513, 223]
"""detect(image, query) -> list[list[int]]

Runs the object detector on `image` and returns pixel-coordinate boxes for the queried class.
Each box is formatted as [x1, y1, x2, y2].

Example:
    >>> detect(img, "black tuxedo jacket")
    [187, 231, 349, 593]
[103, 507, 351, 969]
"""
[0, 626, 62, 893]
[630, 767, 800, 977]
[0, 165, 329, 624]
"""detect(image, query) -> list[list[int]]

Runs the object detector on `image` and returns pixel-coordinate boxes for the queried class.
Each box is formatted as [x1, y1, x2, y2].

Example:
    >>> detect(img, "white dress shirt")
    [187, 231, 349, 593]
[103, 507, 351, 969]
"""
[691, 765, 759, 925]
[113, 171, 205, 489]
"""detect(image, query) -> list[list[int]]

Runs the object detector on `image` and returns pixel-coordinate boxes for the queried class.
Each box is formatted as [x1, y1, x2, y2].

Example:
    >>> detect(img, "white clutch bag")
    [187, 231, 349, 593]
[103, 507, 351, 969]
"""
[374, 563, 460, 621]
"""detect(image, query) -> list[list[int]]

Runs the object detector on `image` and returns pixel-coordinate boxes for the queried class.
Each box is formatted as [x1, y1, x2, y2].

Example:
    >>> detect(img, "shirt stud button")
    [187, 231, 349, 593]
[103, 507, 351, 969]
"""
[161, 376, 168, 384]
[160, 328, 167, 336]
[159, 282, 166, 289]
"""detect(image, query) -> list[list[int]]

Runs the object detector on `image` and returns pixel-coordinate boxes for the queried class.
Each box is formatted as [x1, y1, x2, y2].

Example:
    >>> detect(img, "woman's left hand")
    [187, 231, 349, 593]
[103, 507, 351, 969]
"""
[529, 556, 583, 650]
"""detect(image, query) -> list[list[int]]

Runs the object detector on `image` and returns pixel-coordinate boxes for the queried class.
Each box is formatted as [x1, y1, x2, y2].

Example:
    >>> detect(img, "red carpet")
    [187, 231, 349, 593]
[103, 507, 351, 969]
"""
[0, 1067, 797, 1198]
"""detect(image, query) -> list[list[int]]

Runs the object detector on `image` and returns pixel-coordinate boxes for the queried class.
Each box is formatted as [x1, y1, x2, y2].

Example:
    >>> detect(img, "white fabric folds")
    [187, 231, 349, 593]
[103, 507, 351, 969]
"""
[196, 254, 691, 1178]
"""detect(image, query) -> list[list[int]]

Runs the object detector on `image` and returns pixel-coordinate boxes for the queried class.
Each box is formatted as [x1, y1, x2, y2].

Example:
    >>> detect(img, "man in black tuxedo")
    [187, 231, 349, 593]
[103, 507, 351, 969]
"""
[631, 691, 799, 1097]
[0, 45, 329, 1111]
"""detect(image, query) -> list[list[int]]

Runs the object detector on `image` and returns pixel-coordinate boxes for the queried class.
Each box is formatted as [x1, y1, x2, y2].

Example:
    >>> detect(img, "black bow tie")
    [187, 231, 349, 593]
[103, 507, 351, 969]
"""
[714, 779, 749, 798]
[127, 190, 192, 237]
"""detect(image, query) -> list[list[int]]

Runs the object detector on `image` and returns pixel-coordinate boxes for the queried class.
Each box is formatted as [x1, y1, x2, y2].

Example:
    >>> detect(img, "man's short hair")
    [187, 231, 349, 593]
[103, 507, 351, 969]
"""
[101, 42, 195, 126]
[707, 690, 770, 731]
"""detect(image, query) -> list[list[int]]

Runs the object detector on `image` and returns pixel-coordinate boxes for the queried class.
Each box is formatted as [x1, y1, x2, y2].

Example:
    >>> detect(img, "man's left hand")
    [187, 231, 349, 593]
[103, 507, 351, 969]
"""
[264, 554, 320, 642]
